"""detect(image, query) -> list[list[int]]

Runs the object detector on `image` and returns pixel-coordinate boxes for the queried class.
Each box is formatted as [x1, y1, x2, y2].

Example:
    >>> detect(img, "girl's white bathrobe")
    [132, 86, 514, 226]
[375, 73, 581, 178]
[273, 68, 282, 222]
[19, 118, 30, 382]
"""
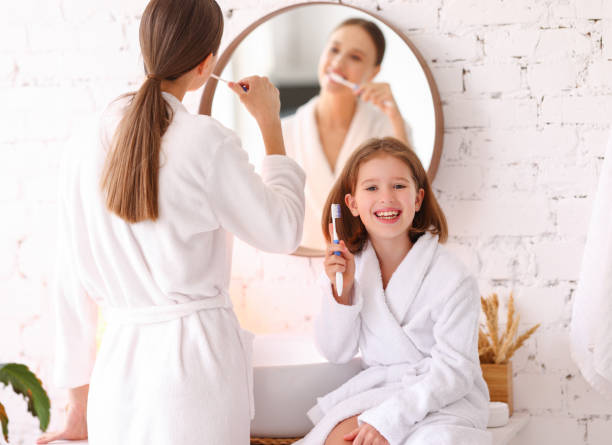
[54, 92, 305, 445]
[298, 233, 490, 445]
[282, 97, 412, 249]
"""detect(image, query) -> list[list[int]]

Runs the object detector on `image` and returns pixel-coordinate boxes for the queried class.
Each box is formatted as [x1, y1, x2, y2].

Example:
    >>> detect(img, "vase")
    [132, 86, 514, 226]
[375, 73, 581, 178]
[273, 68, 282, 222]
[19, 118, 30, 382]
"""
[480, 361, 514, 416]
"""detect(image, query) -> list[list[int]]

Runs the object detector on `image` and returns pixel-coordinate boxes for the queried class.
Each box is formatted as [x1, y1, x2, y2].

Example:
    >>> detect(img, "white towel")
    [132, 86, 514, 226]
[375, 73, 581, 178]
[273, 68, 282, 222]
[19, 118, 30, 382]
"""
[570, 129, 612, 398]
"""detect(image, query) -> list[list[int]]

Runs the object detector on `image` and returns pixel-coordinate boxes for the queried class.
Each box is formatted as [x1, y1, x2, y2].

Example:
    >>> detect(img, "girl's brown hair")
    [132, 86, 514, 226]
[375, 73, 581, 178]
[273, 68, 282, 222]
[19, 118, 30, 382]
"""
[321, 137, 448, 253]
[101, 0, 223, 223]
[335, 18, 386, 66]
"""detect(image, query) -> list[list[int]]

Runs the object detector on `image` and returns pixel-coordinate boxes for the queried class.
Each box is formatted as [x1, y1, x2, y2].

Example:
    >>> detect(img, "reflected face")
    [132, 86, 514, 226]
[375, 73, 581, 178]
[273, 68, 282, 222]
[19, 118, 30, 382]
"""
[345, 154, 424, 245]
[318, 25, 380, 93]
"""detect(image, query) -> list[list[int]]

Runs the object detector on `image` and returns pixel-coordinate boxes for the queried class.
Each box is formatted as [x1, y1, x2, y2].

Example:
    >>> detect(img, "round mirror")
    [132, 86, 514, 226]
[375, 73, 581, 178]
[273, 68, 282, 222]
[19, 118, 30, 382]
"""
[200, 2, 443, 255]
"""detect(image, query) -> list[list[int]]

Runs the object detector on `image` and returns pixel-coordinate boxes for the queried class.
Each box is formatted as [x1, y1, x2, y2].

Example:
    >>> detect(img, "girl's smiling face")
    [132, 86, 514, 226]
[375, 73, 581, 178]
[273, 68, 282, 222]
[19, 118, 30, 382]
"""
[318, 25, 380, 93]
[345, 154, 424, 245]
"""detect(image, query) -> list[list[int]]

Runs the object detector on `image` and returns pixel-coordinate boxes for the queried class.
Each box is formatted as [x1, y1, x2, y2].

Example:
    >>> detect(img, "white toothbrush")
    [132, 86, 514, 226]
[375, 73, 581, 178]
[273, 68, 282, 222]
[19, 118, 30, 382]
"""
[331, 203, 343, 297]
[210, 73, 248, 92]
[327, 72, 392, 107]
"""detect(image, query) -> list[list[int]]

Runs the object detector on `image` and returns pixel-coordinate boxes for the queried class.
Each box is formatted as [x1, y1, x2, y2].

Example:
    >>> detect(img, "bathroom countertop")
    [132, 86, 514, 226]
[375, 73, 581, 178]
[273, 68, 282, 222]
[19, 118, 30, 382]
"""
[489, 413, 530, 444]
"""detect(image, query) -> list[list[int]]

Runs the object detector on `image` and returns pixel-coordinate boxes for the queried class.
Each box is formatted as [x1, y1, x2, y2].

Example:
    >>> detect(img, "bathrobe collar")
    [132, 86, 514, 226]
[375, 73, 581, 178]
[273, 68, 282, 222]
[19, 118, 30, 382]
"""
[161, 91, 188, 114]
[360, 232, 439, 324]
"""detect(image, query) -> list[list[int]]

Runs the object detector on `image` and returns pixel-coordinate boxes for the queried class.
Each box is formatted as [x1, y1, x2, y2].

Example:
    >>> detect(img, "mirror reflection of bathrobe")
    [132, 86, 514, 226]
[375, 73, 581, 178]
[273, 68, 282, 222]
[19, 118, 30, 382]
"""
[298, 233, 491, 445]
[54, 92, 305, 445]
[282, 96, 412, 249]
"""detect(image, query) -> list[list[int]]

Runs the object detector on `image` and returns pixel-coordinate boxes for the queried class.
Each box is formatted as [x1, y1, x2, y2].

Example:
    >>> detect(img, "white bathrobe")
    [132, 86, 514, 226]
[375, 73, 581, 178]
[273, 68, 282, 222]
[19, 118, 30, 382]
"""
[297, 234, 491, 445]
[282, 96, 412, 249]
[570, 130, 612, 398]
[54, 92, 305, 445]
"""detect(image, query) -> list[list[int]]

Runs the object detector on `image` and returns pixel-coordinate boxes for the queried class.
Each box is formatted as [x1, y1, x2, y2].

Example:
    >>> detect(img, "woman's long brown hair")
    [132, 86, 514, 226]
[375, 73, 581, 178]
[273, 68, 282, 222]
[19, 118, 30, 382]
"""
[321, 137, 448, 253]
[101, 0, 223, 223]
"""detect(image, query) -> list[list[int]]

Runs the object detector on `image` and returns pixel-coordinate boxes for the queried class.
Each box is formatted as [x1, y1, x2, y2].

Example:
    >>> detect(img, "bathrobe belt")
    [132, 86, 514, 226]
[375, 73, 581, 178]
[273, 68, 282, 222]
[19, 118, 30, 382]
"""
[103, 293, 233, 325]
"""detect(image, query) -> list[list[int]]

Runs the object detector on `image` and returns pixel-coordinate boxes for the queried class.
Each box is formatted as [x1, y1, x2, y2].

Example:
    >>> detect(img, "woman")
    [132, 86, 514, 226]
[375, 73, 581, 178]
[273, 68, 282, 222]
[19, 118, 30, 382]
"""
[38, 1, 305, 444]
[282, 18, 411, 249]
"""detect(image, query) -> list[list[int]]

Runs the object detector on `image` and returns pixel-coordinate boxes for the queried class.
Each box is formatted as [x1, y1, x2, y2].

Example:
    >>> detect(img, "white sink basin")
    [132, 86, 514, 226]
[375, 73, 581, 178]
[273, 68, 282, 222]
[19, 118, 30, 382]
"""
[250, 334, 362, 438]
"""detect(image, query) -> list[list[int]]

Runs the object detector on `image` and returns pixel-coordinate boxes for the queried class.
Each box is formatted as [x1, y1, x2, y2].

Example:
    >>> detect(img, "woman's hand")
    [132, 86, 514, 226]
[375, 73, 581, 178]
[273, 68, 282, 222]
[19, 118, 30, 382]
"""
[356, 82, 408, 144]
[355, 82, 399, 119]
[37, 385, 88, 444]
[228, 75, 281, 126]
[325, 223, 355, 304]
[343, 422, 389, 445]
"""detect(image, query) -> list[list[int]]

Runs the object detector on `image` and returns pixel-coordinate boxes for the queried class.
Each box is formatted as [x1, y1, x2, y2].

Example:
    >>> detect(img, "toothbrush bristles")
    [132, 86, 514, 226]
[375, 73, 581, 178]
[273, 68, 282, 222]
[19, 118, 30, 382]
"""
[331, 203, 342, 219]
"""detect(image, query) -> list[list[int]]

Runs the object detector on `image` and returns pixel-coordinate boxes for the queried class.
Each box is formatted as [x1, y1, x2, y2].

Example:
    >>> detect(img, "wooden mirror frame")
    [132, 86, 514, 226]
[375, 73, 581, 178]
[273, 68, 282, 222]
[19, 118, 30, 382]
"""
[199, 1, 444, 257]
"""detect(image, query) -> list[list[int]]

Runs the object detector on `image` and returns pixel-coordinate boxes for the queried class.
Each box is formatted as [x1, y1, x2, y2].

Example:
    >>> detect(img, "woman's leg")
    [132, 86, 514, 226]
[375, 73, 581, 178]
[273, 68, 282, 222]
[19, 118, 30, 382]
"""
[324, 415, 359, 445]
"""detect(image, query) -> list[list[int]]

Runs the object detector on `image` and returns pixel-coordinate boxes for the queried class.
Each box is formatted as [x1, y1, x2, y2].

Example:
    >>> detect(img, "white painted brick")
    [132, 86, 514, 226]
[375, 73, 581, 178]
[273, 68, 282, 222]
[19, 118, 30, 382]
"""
[0, 25, 28, 51]
[430, 66, 464, 94]
[464, 62, 522, 94]
[535, 326, 580, 373]
[534, 28, 592, 61]
[478, 240, 533, 281]
[509, 415, 586, 445]
[443, 196, 551, 237]
[74, 23, 125, 51]
[514, 285, 568, 325]
[513, 373, 564, 412]
[585, 59, 612, 91]
[579, 127, 609, 159]
[467, 126, 578, 162]
[0, 236, 18, 280]
[480, 162, 538, 194]
[443, 98, 489, 128]
[378, 2, 439, 30]
[408, 32, 481, 62]
[556, 197, 593, 237]
[0, 277, 44, 320]
[433, 164, 483, 198]
[27, 25, 76, 52]
[551, 0, 612, 20]
[487, 98, 538, 128]
[603, 22, 612, 58]
[566, 374, 612, 416]
[540, 95, 611, 125]
[527, 59, 580, 95]
[533, 240, 585, 282]
[439, 131, 470, 162]
[440, 0, 547, 31]
[482, 27, 540, 58]
[537, 160, 599, 197]
[587, 417, 612, 445]
[2, 2, 63, 25]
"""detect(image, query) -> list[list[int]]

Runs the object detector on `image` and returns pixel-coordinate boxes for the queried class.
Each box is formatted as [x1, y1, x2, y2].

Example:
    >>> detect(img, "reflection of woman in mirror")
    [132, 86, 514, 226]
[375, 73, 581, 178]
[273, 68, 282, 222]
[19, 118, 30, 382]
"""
[282, 18, 412, 249]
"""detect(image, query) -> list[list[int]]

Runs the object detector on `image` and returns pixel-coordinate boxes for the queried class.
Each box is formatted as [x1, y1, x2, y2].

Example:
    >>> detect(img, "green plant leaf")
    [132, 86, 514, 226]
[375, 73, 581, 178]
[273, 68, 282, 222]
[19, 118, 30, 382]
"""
[0, 401, 8, 442]
[0, 363, 50, 433]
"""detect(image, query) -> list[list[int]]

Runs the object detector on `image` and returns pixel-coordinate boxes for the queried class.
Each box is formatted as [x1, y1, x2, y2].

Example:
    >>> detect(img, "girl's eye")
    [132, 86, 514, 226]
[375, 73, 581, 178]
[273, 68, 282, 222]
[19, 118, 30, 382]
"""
[329, 47, 339, 54]
[350, 54, 362, 62]
[393, 184, 406, 190]
[366, 186, 377, 191]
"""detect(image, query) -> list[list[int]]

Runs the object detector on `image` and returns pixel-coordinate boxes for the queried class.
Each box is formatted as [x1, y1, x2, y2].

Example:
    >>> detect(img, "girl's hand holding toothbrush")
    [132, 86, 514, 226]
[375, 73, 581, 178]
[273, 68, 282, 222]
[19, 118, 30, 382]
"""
[325, 223, 355, 305]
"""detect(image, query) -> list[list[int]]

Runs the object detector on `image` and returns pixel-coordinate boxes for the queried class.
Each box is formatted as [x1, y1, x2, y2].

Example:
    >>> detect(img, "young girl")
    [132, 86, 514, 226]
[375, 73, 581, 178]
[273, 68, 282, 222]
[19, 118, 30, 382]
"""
[38, 1, 305, 444]
[298, 138, 490, 445]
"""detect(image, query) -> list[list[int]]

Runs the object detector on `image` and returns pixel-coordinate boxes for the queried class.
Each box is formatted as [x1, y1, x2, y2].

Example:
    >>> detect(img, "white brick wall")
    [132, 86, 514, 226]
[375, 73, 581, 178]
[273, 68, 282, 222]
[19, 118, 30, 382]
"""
[2, 0, 612, 444]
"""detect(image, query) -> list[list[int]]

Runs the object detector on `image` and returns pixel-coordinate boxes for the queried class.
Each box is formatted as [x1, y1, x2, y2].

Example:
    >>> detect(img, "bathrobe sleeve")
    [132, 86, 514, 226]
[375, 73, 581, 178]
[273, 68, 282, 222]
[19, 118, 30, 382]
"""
[314, 274, 363, 364]
[53, 151, 98, 389]
[205, 133, 306, 254]
[358, 276, 480, 444]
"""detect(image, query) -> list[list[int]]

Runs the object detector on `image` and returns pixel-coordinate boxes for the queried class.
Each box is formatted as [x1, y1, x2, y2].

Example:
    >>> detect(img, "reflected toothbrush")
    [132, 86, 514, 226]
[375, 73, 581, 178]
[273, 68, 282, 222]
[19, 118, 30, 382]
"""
[331, 203, 343, 297]
[327, 72, 392, 107]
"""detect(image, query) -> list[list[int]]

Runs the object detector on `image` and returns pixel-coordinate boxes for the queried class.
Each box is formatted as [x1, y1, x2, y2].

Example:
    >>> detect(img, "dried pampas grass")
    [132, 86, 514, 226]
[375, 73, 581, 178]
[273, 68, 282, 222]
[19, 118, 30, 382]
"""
[479, 293, 540, 364]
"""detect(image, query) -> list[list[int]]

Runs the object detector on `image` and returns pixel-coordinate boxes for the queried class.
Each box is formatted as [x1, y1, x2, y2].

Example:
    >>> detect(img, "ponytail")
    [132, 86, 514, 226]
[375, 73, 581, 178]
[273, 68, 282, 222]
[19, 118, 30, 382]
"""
[100, 0, 223, 223]
[101, 77, 171, 222]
